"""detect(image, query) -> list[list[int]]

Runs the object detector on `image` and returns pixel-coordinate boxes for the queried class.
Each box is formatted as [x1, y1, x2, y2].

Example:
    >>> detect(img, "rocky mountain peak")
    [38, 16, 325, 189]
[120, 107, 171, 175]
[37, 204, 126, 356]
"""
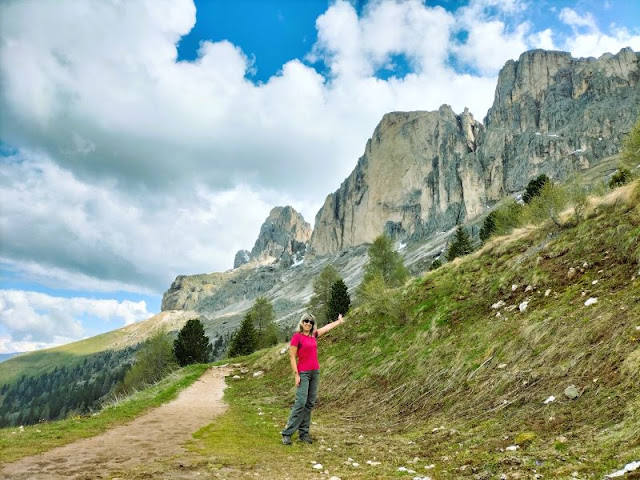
[162, 47, 640, 335]
[309, 47, 640, 256]
[308, 105, 484, 257]
[234, 206, 312, 269]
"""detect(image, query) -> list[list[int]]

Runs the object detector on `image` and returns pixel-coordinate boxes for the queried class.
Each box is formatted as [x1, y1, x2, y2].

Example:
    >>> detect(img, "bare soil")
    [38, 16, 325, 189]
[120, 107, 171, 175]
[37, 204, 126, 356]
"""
[0, 366, 228, 480]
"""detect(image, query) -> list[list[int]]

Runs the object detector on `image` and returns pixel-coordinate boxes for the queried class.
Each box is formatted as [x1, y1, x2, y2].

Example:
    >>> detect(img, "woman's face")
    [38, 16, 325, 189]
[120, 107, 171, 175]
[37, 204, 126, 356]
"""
[302, 319, 314, 334]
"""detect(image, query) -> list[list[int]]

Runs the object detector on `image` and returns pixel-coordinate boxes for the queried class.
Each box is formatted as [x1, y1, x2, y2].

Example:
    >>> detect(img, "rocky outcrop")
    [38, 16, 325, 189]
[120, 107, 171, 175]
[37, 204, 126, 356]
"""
[161, 272, 240, 312]
[161, 242, 375, 334]
[250, 206, 312, 265]
[233, 250, 251, 269]
[479, 48, 640, 199]
[309, 48, 640, 256]
[310, 106, 484, 256]
[233, 206, 312, 269]
[164, 206, 312, 316]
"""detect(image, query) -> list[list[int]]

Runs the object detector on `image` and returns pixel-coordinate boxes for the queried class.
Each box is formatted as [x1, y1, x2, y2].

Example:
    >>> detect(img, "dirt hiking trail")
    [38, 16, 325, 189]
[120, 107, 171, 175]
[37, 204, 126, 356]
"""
[1, 366, 229, 480]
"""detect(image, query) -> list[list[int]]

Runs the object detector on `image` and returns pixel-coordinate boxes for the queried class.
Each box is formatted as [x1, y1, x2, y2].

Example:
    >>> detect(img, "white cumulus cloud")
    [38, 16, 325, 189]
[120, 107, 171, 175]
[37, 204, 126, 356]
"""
[1, 0, 639, 352]
[0, 290, 152, 352]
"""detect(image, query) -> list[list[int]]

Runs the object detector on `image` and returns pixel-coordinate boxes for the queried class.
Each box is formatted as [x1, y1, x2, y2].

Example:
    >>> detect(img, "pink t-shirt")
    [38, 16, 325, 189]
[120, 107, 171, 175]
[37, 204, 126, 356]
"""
[290, 332, 320, 372]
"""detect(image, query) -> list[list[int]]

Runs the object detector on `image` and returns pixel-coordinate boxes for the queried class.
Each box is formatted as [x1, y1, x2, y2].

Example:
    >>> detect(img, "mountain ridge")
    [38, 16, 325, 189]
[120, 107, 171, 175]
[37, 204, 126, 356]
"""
[159, 47, 640, 340]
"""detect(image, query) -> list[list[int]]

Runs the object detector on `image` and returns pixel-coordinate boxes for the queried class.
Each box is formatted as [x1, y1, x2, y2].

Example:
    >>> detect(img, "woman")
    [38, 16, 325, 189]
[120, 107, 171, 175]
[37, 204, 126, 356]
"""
[281, 312, 345, 445]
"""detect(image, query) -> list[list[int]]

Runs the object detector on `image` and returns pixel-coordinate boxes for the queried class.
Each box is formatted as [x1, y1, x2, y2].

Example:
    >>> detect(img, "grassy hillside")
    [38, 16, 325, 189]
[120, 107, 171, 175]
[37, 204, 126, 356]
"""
[0, 310, 198, 386]
[191, 180, 640, 479]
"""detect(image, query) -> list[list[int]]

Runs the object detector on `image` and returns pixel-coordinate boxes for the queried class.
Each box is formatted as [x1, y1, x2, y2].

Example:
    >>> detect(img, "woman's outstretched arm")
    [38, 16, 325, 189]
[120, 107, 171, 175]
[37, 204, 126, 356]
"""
[316, 313, 346, 338]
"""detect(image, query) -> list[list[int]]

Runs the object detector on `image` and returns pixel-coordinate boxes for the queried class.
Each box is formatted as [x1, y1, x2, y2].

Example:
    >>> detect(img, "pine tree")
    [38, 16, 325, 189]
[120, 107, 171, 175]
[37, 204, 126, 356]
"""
[327, 279, 350, 322]
[479, 211, 497, 242]
[228, 312, 258, 357]
[308, 265, 340, 326]
[261, 322, 280, 349]
[446, 226, 473, 261]
[248, 297, 279, 349]
[523, 174, 550, 204]
[173, 318, 213, 366]
[250, 297, 275, 337]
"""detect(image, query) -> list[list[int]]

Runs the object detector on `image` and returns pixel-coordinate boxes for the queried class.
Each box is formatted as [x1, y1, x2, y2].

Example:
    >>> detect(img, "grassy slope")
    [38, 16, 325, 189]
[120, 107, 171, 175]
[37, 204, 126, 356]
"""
[0, 330, 130, 385]
[0, 310, 196, 385]
[190, 181, 640, 479]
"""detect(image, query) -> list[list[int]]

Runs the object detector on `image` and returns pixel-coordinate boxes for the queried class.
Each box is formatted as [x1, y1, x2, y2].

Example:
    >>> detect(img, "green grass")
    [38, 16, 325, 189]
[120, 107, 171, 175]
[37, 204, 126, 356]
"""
[0, 363, 210, 464]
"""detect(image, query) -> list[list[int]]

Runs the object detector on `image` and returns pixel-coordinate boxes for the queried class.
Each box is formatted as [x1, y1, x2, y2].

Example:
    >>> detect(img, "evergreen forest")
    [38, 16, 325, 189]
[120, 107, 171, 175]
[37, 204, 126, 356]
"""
[0, 347, 136, 427]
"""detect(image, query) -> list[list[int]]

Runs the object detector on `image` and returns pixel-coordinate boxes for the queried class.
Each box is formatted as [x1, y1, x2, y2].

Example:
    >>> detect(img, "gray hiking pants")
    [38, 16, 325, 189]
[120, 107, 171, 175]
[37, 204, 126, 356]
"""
[281, 370, 319, 437]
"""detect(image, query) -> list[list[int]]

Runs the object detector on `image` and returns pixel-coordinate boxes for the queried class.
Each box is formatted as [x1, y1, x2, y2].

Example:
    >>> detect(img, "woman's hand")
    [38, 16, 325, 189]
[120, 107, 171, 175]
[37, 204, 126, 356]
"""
[317, 313, 347, 337]
[295, 373, 301, 387]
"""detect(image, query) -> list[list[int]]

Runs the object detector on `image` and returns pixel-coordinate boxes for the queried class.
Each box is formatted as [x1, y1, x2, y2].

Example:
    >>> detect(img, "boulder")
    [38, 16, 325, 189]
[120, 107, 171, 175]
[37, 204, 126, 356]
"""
[564, 385, 580, 399]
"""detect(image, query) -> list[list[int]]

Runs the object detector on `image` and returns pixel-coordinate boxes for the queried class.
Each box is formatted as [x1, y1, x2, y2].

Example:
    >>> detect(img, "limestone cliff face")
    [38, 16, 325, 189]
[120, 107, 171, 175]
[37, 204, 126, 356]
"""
[310, 48, 640, 255]
[310, 106, 485, 256]
[233, 206, 312, 268]
[161, 272, 239, 312]
[479, 48, 640, 199]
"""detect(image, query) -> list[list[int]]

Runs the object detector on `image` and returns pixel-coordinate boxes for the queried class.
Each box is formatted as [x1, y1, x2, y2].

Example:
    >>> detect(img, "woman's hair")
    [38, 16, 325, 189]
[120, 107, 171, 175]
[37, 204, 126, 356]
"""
[296, 312, 317, 335]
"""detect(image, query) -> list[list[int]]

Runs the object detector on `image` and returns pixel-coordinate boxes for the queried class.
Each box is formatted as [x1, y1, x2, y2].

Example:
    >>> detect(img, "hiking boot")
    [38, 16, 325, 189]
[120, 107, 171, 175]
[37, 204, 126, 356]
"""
[281, 435, 292, 445]
[299, 434, 313, 444]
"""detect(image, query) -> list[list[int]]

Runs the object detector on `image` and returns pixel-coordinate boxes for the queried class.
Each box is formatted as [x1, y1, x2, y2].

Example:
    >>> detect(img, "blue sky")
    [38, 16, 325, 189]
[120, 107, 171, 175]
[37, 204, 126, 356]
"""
[0, 0, 639, 353]
[177, 1, 330, 82]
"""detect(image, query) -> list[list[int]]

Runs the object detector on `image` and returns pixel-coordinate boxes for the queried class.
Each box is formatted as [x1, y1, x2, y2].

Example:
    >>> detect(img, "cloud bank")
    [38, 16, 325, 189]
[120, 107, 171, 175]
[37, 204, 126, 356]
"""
[1, 0, 639, 351]
[0, 290, 151, 352]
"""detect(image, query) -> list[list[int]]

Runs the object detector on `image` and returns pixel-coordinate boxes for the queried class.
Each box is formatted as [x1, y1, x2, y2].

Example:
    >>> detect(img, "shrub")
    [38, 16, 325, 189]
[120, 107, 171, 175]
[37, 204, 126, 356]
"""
[116, 331, 177, 395]
[173, 318, 213, 366]
[523, 181, 568, 228]
[358, 273, 409, 324]
[492, 199, 525, 235]
[609, 168, 633, 189]
[621, 117, 640, 165]
[559, 176, 591, 226]
[430, 258, 442, 270]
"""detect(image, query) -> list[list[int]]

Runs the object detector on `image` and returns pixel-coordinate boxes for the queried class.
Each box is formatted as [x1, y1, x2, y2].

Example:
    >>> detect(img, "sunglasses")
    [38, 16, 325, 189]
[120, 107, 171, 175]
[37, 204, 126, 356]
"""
[303, 319, 315, 325]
